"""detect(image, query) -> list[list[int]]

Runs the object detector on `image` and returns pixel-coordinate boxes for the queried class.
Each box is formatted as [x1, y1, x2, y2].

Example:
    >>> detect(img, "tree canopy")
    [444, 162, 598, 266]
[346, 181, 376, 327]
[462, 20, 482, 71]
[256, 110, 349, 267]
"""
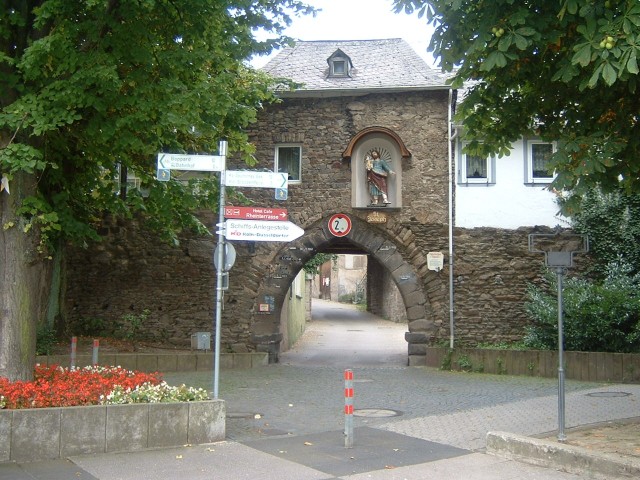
[394, 0, 640, 212]
[0, 0, 315, 381]
[1, 0, 314, 248]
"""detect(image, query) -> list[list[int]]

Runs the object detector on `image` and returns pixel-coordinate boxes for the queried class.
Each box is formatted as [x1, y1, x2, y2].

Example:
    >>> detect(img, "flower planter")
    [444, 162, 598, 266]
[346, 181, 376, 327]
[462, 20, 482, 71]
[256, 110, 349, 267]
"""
[0, 400, 225, 463]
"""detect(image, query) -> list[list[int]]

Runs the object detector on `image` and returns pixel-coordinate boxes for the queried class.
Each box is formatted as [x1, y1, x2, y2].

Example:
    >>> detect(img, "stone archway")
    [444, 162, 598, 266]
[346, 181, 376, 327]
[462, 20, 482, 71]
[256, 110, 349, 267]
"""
[250, 214, 435, 363]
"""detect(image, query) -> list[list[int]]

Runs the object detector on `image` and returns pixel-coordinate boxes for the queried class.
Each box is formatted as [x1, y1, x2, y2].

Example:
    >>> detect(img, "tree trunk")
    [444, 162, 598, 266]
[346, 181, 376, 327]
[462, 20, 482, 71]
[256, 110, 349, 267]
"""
[0, 170, 53, 381]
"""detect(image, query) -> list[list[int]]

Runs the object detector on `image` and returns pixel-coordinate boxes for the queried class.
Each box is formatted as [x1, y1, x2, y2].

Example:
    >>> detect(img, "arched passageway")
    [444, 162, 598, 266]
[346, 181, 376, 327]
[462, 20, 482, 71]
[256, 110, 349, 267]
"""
[280, 299, 407, 367]
[251, 214, 438, 364]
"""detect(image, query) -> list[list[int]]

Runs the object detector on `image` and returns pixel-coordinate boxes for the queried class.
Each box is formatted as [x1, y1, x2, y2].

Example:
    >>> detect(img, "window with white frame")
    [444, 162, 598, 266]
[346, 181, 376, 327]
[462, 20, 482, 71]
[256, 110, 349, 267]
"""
[459, 144, 494, 184]
[275, 145, 301, 183]
[526, 141, 555, 183]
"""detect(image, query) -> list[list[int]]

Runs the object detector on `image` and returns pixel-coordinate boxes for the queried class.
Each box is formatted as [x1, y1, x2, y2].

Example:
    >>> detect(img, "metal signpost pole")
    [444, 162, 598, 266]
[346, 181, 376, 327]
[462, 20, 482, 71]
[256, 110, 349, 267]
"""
[213, 140, 227, 399]
[556, 266, 567, 441]
[529, 232, 588, 443]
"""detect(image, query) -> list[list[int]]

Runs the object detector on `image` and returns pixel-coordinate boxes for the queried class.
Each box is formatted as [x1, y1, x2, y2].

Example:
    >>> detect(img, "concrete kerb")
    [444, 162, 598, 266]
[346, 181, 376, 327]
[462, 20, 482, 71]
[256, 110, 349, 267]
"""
[486, 431, 640, 479]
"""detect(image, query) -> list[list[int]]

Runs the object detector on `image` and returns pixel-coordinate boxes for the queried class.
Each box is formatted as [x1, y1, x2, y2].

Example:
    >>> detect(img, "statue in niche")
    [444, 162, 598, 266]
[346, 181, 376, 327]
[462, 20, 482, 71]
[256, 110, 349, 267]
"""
[364, 148, 395, 206]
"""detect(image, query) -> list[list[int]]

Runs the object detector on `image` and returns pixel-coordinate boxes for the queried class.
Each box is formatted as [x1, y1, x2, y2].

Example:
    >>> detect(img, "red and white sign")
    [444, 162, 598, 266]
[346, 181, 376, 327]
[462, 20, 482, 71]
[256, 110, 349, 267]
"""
[224, 206, 288, 221]
[328, 214, 352, 237]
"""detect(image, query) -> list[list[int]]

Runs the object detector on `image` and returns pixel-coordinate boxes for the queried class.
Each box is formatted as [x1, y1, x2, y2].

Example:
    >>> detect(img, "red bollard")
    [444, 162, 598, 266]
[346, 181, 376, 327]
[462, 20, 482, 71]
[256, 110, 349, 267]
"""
[344, 369, 354, 448]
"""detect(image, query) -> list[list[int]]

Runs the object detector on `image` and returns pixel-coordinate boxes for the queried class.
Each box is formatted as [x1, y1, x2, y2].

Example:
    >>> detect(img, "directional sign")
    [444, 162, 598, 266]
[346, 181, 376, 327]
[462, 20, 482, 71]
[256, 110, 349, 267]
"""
[226, 170, 288, 189]
[157, 153, 224, 172]
[217, 220, 303, 242]
[224, 206, 288, 221]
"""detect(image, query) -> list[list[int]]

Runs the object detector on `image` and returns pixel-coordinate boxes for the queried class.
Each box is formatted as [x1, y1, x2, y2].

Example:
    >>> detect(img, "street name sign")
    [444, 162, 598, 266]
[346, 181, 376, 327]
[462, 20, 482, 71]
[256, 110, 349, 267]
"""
[225, 170, 288, 189]
[217, 220, 303, 242]
[224, 206, 288, 221]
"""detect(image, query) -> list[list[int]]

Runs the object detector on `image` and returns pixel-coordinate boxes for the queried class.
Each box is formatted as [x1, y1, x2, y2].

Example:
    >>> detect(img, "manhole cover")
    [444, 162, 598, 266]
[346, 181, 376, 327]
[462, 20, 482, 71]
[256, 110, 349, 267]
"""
[353, 408, 402, 418]
[227, 412, 262, 419]
[586, 392, 631, 398]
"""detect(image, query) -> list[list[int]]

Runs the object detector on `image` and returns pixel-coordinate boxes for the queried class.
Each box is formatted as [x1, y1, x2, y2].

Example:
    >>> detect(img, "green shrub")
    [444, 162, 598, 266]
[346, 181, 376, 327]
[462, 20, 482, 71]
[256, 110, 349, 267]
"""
[524, 261, 640, 353]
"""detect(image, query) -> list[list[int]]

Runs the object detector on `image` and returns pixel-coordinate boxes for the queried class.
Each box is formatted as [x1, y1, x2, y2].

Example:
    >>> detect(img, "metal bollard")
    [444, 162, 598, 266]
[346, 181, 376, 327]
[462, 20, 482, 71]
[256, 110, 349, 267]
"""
[70, 336, 77, 369]
[344, 369, 354, 448]
[92, 339, 99, 366]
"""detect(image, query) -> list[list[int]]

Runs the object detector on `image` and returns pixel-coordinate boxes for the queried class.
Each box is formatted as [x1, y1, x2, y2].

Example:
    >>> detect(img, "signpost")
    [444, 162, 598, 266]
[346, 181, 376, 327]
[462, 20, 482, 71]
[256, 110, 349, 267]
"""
[224, 206, 288, 221]
[156, 148, 303, 399]
[217, 219, 303, 242]
[529, 232, 589, 442]
[225, 170, 288, 200]
[226, 170, 288, 188]
[157, 153, 224, 181]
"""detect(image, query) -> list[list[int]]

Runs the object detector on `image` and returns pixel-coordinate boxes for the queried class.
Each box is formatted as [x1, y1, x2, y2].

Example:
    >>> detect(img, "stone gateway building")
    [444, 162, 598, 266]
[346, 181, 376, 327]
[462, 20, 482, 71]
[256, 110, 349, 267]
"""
[65, 39, 564, 365]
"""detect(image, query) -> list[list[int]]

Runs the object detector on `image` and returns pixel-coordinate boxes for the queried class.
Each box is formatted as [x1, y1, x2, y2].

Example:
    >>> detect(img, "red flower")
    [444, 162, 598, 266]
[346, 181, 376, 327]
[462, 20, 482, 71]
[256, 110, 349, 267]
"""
[0, 365, 162, 409]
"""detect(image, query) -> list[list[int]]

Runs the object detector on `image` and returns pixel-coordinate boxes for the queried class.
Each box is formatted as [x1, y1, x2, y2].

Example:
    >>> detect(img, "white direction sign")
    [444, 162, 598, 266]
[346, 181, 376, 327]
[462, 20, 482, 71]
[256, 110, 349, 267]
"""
[157, 153, 224, 172]
[217, 220, 303, 242]
[225, 170, 288, 189]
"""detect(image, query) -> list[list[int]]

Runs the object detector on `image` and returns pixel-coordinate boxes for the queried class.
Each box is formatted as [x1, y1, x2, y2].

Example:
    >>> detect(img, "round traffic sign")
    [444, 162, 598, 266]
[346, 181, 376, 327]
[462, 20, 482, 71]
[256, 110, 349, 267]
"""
[214, 243, 236, 271]
[328, 214, 352, 237]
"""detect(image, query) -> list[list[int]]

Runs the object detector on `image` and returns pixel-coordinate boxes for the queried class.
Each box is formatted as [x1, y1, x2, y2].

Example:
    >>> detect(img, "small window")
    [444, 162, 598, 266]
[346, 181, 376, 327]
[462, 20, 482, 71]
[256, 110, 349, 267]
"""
[327, 49, 352, 78]
[275, 145, 301, 183]
[459, 144, 495, 184]
[332, 60, 346, 75]
[526, 141, 556, 183]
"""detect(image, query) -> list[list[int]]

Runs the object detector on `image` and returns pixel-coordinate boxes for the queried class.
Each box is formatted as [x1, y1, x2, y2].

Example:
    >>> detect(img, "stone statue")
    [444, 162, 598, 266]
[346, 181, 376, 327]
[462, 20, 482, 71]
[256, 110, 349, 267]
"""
[365, 149, 395, 206]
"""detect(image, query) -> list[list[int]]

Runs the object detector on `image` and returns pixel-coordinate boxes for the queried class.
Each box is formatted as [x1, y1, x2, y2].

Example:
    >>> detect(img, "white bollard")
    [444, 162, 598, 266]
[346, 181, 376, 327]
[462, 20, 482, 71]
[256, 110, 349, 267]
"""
[70, 336, 77, 369]
[92, 339, 99, 366]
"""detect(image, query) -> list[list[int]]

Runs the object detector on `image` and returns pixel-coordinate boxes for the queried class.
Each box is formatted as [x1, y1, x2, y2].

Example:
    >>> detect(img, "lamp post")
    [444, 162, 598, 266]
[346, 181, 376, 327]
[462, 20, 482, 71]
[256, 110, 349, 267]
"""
[528, 232, 588, 441]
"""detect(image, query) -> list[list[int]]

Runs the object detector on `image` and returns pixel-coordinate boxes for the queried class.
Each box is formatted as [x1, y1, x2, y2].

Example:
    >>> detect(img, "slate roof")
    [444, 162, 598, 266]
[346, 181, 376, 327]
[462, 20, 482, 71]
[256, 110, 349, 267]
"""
[261, 38, 450, 97]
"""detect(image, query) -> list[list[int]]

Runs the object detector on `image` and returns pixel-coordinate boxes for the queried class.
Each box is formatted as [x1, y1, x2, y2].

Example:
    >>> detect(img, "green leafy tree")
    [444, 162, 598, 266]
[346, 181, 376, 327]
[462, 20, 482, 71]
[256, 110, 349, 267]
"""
[570, 188, 640, 276]
[0, 0, 315, 381]
[394, 0, 640, 210]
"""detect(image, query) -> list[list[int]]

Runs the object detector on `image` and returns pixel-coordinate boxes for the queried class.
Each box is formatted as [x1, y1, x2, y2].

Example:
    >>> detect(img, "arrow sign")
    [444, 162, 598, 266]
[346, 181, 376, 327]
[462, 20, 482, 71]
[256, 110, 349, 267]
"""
[224, 206, 288, 221]
[226, 170, 288, 189]
[217, 220, 303, 242]
[157, 153, 224, 172]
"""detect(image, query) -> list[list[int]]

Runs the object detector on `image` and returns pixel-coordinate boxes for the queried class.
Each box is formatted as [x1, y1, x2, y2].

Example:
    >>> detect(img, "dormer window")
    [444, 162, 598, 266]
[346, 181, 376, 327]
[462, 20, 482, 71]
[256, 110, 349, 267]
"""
[327, 49, 352, 78]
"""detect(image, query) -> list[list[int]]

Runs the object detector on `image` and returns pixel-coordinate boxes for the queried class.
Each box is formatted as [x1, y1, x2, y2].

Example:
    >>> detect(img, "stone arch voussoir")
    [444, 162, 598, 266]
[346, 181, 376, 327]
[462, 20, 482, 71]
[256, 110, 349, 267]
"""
[251, 214, 434, 363]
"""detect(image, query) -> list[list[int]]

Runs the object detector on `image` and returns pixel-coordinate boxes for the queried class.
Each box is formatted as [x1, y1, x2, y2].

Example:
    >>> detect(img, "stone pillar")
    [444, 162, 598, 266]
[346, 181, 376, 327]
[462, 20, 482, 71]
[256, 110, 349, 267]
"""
[251, 333, 283, 364]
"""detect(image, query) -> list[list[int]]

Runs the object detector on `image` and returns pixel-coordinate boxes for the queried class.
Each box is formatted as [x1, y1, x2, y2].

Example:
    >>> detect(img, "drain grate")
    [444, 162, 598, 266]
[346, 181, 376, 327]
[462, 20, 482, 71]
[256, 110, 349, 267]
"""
[586, 391, 631, 398]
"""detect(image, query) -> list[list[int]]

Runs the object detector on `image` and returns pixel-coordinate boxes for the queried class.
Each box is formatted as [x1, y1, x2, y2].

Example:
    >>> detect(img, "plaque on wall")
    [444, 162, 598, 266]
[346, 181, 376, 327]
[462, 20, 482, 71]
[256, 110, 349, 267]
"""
[366, 211, 388, 224]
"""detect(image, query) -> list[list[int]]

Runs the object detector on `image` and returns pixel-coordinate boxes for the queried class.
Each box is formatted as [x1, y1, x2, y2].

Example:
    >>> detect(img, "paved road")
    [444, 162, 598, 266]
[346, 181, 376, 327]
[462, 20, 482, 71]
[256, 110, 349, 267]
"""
[3, 300, 639, 479]
[166, 300, 621, 446]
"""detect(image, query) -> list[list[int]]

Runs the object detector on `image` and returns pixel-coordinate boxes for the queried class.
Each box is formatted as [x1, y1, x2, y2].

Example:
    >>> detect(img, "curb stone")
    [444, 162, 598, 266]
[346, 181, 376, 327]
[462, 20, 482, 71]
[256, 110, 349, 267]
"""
[486, 431, 640, 479]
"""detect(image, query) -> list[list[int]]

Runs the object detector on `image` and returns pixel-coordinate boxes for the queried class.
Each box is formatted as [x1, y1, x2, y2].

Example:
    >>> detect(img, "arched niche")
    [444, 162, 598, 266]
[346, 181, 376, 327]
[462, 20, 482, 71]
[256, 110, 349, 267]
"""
[343, 127, 411, 209]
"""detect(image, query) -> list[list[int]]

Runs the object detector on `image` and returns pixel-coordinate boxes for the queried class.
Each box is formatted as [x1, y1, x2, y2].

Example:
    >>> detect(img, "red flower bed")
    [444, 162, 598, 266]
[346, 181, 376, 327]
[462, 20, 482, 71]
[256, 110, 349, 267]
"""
[0, 365, 162, 409]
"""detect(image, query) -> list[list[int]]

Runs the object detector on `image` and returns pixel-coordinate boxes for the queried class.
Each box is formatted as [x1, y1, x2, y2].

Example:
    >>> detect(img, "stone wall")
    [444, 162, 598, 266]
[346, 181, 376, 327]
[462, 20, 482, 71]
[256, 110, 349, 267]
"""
[62, 89, 570, 358]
